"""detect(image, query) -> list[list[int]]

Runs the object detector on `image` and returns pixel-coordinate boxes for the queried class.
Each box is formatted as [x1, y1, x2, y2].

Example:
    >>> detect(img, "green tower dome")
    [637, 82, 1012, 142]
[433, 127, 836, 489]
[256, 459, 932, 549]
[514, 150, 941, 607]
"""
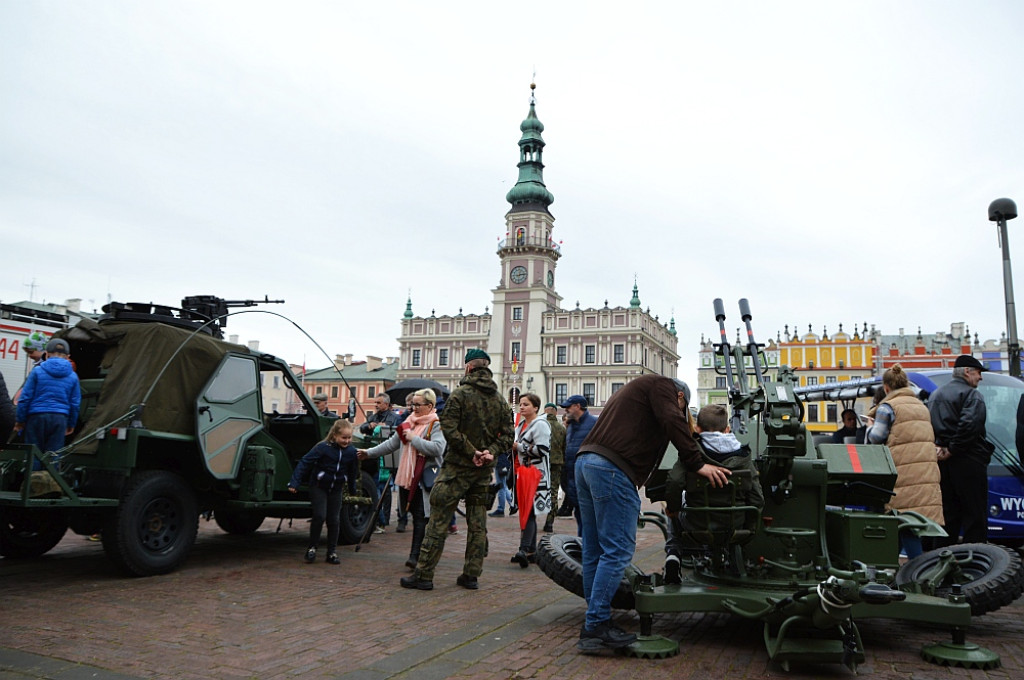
[506, 85, 554, 210]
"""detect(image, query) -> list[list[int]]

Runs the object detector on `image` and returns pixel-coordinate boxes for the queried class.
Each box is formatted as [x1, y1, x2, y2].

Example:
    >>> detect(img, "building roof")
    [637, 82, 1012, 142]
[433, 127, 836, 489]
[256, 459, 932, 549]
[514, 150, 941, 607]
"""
[302, 360, 400, 383]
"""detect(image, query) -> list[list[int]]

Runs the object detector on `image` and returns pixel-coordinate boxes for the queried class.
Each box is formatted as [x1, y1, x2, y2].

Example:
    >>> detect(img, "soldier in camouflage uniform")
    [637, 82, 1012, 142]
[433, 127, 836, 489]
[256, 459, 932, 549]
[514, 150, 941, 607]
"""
[541, 403, 566, 533]
[400, 349, 514, 591]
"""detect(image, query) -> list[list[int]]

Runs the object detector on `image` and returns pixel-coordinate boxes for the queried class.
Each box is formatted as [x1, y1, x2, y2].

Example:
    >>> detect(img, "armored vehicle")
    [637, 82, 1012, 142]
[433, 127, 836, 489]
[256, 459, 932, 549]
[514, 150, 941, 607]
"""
[0, 297, 379, 576]
[538, 299, 1023, 670]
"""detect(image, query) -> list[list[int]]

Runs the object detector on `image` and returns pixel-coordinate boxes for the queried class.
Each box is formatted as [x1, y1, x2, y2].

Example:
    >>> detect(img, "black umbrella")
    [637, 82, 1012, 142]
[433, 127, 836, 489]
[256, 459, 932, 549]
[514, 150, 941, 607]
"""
[386, 378, 451, 406]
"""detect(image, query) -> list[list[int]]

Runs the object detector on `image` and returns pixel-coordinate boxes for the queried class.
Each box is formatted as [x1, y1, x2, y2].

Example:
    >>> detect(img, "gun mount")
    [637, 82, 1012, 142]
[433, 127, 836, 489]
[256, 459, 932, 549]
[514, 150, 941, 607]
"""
[537, 298, 1020, 671]
[100, 295, 284, 339]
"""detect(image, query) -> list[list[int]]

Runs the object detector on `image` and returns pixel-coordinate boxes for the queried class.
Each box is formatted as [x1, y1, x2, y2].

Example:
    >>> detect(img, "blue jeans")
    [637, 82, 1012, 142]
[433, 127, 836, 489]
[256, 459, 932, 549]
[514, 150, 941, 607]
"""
[25, 413, 67, 470]
[575, 452, 640, 631]
[494, 467, 512, 511]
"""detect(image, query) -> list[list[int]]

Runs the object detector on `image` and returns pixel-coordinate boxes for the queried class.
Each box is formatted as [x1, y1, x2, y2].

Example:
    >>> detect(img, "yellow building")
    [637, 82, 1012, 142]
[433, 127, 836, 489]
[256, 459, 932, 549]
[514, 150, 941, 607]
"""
[778, 324, 875, 434]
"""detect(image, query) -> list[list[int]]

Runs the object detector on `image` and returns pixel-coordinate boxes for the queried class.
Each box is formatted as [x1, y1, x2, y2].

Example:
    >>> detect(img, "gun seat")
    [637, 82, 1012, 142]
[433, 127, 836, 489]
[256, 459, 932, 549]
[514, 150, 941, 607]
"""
[679, 470, 761, 548]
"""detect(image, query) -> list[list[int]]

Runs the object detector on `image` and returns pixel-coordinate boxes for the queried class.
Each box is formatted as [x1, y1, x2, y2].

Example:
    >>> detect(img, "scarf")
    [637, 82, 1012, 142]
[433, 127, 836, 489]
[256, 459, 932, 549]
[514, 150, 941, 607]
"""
[395, 408, 439, 489]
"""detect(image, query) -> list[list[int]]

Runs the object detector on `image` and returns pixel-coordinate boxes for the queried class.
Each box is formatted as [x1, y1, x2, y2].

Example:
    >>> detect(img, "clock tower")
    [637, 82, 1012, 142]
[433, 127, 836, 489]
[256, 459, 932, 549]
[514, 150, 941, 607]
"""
[489, 83, 562, 402]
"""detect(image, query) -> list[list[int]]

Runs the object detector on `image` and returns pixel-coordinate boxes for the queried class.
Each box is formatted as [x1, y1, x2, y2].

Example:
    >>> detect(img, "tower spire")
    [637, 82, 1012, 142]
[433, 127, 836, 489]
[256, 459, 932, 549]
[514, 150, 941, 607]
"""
[505, 81, 554, 212]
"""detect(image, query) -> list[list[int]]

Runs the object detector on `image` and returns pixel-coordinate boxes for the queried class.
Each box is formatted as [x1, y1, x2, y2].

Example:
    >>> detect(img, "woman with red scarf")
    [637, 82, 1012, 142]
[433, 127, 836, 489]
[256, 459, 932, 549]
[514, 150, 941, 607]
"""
[511, 393, 551, 567]
[358, 389, 445, 569]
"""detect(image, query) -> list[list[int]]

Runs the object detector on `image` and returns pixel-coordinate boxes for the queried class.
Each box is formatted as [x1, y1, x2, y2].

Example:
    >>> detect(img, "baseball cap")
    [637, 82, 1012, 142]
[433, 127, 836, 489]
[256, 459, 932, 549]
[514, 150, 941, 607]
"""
[561, 395, 588, 408]
[45, 338, 70, 355]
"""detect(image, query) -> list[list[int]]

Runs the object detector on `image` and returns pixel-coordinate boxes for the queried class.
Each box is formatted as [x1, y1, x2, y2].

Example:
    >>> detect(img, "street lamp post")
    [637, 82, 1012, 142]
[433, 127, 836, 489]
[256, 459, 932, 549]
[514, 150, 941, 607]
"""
[989, 198, 1020, 377]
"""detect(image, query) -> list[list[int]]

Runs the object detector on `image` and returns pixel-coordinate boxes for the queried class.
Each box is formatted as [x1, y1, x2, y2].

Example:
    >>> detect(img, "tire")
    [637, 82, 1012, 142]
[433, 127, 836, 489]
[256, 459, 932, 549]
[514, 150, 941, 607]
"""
[102, 471, 199, 576]
[214, 510, 266, 535]
[338, 470, 379, 545]
[895, 543, 1024, 616]
[0, 507, 68, 558]
[536, 533, 639, 610]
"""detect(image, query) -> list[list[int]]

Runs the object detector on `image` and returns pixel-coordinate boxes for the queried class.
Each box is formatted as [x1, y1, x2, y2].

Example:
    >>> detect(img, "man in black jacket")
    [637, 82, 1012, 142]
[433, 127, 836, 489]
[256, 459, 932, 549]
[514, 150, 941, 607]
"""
[928, 355, 994, 546]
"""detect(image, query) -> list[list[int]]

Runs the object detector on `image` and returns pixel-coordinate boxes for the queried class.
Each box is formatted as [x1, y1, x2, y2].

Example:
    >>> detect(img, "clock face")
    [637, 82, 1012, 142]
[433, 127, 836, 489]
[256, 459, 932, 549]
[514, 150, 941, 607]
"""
[547, 270, 554, 287]
[510, 265, 527, 284]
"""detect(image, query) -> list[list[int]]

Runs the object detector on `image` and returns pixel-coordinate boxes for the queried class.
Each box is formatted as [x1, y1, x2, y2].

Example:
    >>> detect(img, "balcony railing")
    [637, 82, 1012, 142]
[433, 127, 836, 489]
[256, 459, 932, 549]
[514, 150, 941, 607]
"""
[497, 236, 561, 255]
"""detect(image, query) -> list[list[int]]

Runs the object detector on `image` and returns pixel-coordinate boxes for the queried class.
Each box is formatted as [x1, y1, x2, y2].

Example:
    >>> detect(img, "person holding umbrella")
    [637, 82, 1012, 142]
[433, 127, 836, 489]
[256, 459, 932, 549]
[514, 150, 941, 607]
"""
[357, 388, 445, 569]
[511, 393, 551, 567]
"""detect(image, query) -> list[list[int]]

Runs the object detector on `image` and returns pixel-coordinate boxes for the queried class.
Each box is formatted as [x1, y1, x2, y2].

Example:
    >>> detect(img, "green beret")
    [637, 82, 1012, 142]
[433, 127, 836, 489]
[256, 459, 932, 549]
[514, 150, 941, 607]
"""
[544, 403, 557, 409]
[464, 348, 490, 363]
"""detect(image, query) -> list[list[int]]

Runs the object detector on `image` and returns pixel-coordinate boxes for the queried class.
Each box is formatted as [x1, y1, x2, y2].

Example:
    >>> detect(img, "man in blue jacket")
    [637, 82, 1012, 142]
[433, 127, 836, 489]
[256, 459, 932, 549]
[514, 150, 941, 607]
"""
[14, 338, 80, 468]
[561, 394, 597, 535]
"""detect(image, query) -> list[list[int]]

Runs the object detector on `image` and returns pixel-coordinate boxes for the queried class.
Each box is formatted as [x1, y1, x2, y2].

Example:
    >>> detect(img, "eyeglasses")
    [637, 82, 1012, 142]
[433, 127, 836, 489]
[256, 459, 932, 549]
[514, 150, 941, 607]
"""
[411, 402, 428, 407]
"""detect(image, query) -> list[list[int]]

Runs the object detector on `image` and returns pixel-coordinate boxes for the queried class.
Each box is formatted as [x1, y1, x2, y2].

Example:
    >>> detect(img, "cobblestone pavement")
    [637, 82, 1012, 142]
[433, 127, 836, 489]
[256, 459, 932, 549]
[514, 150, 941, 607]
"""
[1, 496, 1022, 680]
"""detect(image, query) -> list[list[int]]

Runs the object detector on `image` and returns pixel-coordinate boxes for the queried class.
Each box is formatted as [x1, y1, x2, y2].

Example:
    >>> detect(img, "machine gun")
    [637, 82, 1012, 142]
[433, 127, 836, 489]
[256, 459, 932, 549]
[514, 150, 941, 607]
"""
[101, 295, 284, 339]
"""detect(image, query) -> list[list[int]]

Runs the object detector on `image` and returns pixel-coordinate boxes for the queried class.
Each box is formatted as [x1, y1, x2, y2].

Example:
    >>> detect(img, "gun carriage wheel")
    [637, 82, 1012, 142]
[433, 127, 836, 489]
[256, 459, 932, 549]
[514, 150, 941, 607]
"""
[895, 543, 1023, 616]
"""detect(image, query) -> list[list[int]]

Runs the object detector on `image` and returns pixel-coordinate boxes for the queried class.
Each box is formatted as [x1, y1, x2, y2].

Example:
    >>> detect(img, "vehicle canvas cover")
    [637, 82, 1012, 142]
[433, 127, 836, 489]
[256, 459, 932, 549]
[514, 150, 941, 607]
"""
[58, 319, 249, 453]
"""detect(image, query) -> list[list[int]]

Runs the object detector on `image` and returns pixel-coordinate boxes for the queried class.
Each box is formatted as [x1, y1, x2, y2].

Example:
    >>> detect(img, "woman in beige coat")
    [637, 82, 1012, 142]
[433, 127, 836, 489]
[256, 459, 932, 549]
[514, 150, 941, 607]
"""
[865, 364, 943, 558]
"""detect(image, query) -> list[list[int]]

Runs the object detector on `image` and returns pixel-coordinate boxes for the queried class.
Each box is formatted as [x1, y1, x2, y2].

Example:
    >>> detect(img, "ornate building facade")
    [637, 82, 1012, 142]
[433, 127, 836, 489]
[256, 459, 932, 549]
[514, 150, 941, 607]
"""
[396, 86, 679, 411]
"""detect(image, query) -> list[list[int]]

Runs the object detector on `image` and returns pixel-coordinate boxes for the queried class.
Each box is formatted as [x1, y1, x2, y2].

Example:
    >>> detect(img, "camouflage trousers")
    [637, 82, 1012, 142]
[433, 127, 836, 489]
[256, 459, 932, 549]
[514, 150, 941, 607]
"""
[414, 465, 493, 581]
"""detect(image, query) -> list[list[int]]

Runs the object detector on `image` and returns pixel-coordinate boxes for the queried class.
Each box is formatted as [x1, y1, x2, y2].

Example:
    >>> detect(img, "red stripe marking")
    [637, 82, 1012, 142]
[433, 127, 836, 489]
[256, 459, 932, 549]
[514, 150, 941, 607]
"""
[846, 444, 863, 473]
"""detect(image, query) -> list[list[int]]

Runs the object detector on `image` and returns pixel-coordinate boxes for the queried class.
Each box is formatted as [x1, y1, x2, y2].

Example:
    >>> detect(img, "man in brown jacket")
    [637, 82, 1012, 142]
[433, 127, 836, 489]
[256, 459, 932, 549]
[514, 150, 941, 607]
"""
[574, 375, 729, 653]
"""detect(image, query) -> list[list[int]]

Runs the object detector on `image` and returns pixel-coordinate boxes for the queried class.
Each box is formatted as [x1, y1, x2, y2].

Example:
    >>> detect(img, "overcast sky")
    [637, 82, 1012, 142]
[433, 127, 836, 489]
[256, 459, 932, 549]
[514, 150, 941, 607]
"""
[3, 1, 1024, 389]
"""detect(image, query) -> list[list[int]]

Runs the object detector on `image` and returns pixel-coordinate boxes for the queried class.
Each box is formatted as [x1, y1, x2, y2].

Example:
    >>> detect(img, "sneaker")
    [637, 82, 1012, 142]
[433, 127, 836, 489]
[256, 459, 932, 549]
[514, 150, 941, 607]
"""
[448, 525, 459, 535]
[456, 574, 479, 590]
[304, 547, 317, 563]
[488, 509, 504, 517]
[577, 622, 637, 653]
[664, 554, 682, 585]
[508, 506, 518, 516]
[326, 553, 340, 565]
[400, 575, 434, 590]
[396, 521, 407, 533]
[374, 526, 386, 534]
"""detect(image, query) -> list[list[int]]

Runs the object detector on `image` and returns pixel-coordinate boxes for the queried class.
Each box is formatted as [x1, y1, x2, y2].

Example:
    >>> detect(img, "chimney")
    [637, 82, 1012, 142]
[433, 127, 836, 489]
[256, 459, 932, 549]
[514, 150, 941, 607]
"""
[247, 340, 259, 351]
[366, 355, 383, 371]
[334, 354, 346, 370]
[229, 334, 240, 344]
[64, 298, 82, 313]
[344, 353, 353, 366]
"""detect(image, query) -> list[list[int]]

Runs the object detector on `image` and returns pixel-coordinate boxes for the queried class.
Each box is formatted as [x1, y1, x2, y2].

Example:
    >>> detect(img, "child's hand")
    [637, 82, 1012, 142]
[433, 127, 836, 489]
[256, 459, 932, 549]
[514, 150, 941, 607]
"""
[287, 486, 297, 494]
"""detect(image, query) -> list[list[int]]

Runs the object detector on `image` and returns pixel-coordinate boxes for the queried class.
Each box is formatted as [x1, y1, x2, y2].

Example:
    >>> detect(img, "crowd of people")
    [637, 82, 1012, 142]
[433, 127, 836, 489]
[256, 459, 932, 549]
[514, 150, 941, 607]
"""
[4, 334, 1005, 657]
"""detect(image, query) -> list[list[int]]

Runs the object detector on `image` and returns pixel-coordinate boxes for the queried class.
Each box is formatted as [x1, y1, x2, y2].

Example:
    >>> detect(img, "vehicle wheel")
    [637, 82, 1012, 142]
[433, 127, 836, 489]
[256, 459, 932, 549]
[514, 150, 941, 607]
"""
[338, 470, 379, 545]
[895, 543, 1024, 616]
[536, 533, 640, 610]
[0, 507, 68, 558]
[102, 470, 199, 576]
[214, 510, 266, 535]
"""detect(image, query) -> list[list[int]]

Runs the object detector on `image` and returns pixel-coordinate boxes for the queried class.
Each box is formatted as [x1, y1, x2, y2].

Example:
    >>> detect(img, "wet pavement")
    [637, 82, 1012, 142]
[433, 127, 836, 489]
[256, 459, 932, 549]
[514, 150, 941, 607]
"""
[1, 498, 1022, 680]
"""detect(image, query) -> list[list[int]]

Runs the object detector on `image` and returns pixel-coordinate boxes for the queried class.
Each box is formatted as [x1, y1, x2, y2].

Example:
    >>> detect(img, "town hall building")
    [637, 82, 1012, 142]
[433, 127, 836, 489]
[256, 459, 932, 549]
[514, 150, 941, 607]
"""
[396, 85, 679, 410]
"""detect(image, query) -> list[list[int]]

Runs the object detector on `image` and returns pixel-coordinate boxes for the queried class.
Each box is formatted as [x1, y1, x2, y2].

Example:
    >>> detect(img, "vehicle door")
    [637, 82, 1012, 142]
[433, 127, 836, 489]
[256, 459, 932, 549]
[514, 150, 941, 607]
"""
[196, 353, 263, 479]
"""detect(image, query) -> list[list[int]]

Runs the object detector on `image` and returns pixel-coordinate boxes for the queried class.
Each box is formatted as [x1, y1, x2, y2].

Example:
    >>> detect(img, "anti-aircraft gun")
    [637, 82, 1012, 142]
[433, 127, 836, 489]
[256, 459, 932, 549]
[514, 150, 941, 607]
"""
[100, 294, 285, 339]
[538, 298, 1022, 670]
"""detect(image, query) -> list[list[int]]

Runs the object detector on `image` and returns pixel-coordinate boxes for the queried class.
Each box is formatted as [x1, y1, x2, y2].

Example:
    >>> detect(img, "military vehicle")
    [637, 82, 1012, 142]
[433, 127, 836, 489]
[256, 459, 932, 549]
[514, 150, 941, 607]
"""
[538, 299, 1023, 670]
[0, 296, 380, 576]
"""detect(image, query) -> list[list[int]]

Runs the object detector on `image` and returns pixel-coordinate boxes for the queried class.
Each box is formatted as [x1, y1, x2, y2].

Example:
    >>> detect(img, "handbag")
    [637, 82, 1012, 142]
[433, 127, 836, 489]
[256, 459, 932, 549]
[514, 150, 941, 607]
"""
[422, 463, 440, 489]
[419, 421, 440, 489]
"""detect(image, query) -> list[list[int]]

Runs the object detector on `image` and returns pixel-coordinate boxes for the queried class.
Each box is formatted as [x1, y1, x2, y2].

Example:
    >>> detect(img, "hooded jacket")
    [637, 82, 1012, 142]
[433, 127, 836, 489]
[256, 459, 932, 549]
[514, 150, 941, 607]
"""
[15, 357, 81, 428]
[439, 367, 514, 470]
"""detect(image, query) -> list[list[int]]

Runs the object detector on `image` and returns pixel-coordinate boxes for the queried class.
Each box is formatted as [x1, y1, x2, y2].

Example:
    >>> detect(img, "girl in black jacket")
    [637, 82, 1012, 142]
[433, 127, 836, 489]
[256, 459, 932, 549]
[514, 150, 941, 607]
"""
[288, 419, 358, 564]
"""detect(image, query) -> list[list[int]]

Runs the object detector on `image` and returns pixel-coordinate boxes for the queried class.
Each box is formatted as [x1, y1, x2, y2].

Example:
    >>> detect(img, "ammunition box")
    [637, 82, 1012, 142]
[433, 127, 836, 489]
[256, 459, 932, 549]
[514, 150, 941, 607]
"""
[819, 444, 896, 508]
[825, 508, 900, 569]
